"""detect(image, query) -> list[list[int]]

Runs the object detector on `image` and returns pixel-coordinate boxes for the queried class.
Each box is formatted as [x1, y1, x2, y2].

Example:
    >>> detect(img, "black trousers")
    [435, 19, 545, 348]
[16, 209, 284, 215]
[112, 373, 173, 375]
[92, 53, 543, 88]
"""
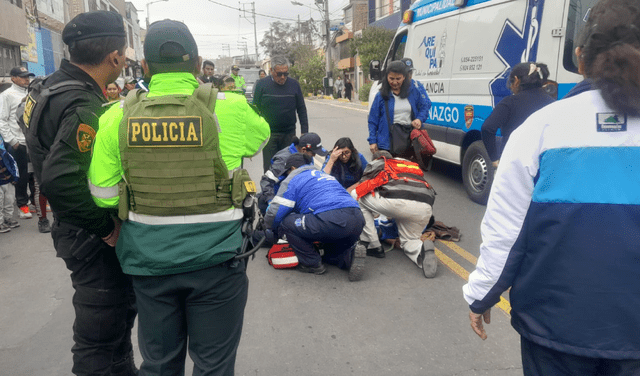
[262, 132, 295, 172]
[279, 207, 365, 268]
[521, 336, 640, 376]
[51, 219, 137, 376]
[132, 261, 248, 376]
[6, 143, 29, 207]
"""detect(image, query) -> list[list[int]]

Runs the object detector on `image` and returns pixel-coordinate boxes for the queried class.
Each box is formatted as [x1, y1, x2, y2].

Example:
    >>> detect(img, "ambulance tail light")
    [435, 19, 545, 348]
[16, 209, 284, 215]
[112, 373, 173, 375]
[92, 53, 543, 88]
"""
[402, 10, 414, 24]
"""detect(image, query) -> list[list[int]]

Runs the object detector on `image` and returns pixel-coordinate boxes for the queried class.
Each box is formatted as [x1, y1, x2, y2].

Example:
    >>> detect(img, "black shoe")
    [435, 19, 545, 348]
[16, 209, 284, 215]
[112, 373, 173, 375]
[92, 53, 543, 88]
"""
[296, 263, 327, 275]
[366, 246, 385, 258]
[419, 239, 437, 278]
[38, 218, 51, 233]
[348, 243, 366, 281]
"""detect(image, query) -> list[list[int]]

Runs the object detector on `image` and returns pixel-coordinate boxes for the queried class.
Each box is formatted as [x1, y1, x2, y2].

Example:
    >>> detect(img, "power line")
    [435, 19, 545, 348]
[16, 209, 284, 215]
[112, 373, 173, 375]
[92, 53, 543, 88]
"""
[204, 0, 299, 22]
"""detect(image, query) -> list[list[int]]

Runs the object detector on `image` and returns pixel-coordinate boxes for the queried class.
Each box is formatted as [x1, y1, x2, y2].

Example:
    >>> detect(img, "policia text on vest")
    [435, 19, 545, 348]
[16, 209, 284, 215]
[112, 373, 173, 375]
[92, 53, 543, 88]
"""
[128, 116, 202, 146]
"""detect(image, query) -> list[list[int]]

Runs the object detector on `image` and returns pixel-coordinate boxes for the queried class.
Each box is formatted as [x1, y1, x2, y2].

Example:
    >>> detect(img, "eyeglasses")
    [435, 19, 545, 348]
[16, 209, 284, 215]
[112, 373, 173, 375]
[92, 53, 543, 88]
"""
[275, 71, 289, 77]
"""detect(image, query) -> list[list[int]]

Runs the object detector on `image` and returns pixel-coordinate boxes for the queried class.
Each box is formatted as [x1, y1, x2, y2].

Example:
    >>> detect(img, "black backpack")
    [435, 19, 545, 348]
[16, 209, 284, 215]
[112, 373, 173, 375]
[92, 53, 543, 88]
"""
[20, 76, 91, 182]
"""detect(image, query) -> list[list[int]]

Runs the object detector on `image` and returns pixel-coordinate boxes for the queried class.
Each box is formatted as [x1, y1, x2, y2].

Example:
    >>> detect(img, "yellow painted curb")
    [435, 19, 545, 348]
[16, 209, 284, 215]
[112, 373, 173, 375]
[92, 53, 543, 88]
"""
[337, 98, 350, 102]
[361, 102, 368, 106]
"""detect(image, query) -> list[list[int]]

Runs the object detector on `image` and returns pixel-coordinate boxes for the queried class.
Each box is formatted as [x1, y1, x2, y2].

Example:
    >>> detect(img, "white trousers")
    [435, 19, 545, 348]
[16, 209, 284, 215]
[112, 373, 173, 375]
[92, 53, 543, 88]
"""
[358, 194, 432, 265]
[0, 184, 15, 223]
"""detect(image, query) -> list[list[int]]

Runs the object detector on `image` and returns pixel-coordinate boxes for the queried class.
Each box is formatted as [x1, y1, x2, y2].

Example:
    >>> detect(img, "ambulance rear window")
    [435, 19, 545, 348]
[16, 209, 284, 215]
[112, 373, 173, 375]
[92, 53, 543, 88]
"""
[563, 0, 599, 73]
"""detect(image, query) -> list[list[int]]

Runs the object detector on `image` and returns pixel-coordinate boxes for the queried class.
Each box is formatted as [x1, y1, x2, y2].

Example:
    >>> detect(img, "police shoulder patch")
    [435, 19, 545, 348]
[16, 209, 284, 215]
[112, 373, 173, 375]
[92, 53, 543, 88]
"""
[128, 116, 203, 147]
[77, 123, 97, 153]
[22, 94, 37, 128]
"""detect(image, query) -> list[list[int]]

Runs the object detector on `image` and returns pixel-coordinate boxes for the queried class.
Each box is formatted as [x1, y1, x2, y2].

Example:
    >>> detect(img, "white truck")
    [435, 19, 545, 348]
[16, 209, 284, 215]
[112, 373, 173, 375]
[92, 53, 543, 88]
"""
[368, 0, 595, 204]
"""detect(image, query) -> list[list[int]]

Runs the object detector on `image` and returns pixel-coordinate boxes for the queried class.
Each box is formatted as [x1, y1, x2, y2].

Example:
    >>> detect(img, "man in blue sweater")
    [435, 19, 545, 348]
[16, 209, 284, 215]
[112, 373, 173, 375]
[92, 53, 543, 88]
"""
[253, 55, 309, 171]
[264, 153, 366, 281]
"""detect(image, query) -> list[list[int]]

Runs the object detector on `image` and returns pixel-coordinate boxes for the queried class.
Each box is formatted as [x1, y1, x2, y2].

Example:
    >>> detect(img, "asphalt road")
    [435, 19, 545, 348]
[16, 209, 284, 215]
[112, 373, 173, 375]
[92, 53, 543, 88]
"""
[0, 97, 522, 376]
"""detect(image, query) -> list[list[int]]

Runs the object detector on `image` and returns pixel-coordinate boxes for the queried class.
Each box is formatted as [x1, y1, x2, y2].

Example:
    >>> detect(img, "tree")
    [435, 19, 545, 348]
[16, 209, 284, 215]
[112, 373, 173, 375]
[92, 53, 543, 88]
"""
[289, 43, 325, 95]
[260, 21, 297, 59]
[260, 20, 321, 60]
[350, 27, 396, 80]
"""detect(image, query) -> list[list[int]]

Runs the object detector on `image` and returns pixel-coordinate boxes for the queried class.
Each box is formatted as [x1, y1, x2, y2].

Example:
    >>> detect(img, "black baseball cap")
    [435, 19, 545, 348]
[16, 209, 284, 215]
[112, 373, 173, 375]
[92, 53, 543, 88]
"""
[283, 153, 313, 173]
[299, 133, 328, 156]
[401, 58, 415, 71]
[62, 11, 126, 46]
[10, 66, 35, 78]
[231, 65, 240, 71]
[144, 20, 198, 65]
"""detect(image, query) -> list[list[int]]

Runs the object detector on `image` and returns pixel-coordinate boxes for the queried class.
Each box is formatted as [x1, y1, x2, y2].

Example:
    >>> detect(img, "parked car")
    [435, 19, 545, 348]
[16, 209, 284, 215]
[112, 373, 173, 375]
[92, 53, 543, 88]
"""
[237, 68, 262, 101]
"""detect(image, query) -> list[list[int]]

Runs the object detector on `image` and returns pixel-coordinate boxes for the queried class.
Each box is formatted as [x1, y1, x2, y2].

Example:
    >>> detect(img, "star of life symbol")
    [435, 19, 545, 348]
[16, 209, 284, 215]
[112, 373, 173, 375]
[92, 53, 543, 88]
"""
[490, 0, 545, 107]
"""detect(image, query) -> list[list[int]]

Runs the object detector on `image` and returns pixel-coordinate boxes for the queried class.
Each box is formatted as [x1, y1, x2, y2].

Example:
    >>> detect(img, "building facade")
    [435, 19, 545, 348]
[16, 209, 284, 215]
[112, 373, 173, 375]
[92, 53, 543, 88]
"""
[1, 0, 30, 87]
[368, 0, 412, 30]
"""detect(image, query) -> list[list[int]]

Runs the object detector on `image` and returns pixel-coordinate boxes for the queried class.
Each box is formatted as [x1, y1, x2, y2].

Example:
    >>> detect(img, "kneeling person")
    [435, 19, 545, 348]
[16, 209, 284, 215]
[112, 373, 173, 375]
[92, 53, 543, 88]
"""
[355, 151, 437, 278]
[264, 153, 366, 281]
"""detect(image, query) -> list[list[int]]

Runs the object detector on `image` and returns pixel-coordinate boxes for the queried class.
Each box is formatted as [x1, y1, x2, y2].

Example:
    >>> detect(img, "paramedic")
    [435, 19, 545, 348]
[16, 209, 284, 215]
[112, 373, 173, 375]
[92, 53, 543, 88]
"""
[264, 153, 366, 281]
[354, 150, 437, 278]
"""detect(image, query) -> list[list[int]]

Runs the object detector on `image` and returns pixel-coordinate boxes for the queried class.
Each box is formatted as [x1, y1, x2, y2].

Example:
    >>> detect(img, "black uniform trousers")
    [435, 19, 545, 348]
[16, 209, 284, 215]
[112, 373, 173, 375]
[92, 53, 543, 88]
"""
[521, 336, 640, 376]
[262, 131, 295, 172]
[51, 219, 137, 376]
[279, 207, 365, 268]
[132, 260, 248, 376]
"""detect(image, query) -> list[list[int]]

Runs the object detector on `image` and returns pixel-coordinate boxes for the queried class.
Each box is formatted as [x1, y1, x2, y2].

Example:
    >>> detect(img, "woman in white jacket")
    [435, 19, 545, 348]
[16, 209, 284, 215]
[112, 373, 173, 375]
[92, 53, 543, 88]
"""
[463, 1, 640, 374]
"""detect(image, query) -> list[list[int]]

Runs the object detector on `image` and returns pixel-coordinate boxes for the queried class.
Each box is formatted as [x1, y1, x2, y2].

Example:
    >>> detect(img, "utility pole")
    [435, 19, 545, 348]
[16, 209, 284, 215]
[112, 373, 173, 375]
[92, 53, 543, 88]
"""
[323, 0, 331, 95]
[146, 0, 168, 29]
[252, 2, 259, 64]
[241, 2, 260, 65]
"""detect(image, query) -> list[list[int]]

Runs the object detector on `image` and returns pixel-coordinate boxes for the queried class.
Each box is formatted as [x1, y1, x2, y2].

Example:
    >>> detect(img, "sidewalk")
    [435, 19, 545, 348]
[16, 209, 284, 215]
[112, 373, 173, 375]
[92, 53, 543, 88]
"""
[306, 93, 368, 109]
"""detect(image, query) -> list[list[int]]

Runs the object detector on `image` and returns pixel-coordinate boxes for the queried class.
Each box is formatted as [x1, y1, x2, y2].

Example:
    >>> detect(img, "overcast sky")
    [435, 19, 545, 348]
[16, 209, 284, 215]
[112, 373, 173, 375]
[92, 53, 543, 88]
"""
[127, 0, 349, 60]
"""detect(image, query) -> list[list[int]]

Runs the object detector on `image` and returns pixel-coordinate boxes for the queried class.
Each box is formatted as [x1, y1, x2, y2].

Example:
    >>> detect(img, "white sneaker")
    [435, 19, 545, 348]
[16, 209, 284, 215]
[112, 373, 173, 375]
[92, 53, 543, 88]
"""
[19, 206, 33, 219]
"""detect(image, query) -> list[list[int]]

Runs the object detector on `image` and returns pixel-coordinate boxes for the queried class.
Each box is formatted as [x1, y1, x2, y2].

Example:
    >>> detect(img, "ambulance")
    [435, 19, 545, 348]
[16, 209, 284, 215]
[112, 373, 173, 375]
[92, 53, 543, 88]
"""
[368, 0, 596, 204]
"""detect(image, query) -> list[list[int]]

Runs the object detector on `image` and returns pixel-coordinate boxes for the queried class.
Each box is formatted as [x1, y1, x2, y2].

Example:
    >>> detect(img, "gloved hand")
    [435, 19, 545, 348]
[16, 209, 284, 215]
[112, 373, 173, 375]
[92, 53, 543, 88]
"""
[264, 228, 278, 244]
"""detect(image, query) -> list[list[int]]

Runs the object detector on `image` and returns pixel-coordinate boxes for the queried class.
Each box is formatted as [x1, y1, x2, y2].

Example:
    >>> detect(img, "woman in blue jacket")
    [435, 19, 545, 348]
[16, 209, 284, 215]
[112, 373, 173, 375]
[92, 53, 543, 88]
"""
[368, 60, 430, 157]
[322, 137, 368, 191]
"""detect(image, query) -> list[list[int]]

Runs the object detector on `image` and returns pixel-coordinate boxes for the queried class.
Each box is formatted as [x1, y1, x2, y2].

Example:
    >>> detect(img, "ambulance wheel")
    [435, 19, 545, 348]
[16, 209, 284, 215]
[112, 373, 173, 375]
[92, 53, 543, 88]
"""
[462, 140, 494, 205]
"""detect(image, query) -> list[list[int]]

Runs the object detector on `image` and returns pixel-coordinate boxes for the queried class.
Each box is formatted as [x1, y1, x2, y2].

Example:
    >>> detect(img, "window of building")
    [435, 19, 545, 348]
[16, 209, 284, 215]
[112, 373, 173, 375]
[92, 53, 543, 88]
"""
[0, 43, 21, 77]
[344, 6, 353, 25]
[376, 0, 400, 20]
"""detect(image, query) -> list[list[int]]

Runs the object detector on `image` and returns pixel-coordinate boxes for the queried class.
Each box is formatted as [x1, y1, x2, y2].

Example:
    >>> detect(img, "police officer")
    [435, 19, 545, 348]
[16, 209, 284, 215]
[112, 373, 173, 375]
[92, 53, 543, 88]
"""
[230, 65, 246, 93]
[88, 20, 261, 376]
[22, 11, 137, 376]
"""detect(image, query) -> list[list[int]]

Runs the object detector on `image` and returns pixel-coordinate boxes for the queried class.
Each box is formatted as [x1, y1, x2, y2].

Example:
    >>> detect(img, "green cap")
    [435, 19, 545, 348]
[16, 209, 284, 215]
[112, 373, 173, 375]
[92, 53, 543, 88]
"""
[144, 20, 198, 65]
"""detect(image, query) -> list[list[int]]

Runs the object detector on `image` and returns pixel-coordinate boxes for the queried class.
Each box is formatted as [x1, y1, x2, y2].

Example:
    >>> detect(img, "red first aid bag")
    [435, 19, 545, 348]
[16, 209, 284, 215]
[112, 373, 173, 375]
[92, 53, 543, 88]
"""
[267, 243, 299, 269]
[410, 129, 437, 156]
